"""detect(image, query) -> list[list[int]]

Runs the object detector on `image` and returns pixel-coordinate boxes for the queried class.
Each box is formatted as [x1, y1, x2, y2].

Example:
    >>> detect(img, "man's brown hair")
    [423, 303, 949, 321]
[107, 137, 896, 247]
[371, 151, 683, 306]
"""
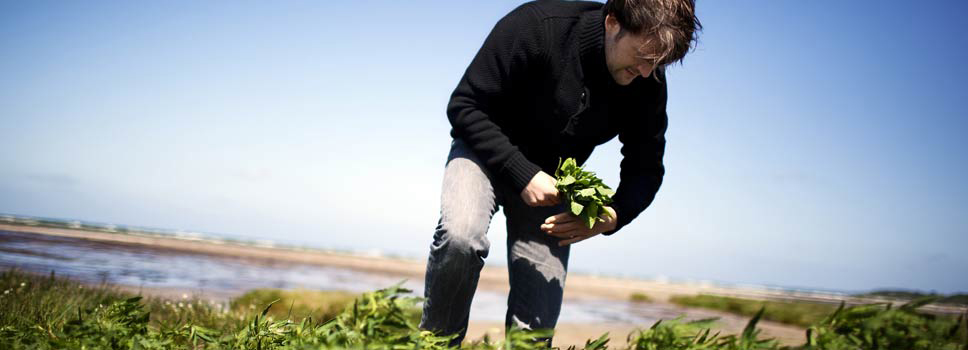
[603, 0, 702, 68]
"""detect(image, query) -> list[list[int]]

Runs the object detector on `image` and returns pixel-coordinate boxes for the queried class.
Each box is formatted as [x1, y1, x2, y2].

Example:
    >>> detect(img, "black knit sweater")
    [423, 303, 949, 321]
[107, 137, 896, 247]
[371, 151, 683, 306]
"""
[447, 0, 668, 234]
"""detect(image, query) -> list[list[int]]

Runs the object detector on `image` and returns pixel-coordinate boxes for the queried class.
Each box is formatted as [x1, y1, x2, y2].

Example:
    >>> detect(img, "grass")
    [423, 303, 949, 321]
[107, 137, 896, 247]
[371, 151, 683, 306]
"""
[855, 290, 968, 306]
[1, 269, 966, 349]
[0, 270, 130, 331]
[629, 292, 653, 303]
[670, 294, 842, 328]
[231, 288, 358, 323]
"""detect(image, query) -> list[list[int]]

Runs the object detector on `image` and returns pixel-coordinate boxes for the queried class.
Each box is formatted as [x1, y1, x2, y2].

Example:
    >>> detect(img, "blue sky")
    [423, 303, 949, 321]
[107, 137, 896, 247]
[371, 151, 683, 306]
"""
[2, 0, 966, 294]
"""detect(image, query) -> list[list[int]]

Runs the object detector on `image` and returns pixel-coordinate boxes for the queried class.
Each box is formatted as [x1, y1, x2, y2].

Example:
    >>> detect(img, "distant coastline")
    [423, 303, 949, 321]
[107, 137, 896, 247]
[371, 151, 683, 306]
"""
[4, 216, 967, 346]
[2, 213, 965, 313]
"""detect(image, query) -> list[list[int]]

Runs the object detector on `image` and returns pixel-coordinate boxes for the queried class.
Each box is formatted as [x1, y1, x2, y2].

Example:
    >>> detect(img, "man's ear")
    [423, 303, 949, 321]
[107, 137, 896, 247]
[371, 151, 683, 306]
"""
[604, 13, 623, 38]
[604, 13, 619, 32]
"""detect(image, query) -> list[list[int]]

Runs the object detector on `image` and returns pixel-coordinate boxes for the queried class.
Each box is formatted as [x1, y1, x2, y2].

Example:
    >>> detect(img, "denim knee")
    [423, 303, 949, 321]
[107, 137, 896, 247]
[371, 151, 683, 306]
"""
[433, 217, 490, 262]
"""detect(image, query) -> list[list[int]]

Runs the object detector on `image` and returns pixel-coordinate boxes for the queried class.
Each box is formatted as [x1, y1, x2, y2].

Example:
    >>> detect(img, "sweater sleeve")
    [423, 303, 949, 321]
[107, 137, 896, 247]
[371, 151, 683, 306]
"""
[446, 4, 546, 192]
[603, 69, 669, 235]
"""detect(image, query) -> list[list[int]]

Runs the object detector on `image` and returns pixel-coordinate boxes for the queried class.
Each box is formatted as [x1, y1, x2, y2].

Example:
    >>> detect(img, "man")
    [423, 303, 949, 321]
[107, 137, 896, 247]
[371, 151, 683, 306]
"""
[421, 0, 700, 345]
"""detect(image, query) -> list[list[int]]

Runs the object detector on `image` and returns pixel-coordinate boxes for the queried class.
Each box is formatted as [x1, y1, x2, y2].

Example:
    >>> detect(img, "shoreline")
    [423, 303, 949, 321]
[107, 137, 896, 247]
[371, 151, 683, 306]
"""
[5, 222, 960, 312]
[5, 222, 966, 311]
[0, 223, 808, 302]
[4, 222, 961, 346]
[1, 223, 811, 345]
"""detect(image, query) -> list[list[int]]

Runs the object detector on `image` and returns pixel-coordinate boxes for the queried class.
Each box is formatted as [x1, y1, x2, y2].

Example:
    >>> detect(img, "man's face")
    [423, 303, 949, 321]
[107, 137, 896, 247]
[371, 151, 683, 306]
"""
[604, 14, 658, 86]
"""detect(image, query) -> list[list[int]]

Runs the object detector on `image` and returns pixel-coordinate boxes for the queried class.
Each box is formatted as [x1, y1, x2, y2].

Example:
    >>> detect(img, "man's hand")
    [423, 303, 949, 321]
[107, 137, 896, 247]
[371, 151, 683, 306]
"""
[520, 171, 560, 207]
[540, 206, 617, 246]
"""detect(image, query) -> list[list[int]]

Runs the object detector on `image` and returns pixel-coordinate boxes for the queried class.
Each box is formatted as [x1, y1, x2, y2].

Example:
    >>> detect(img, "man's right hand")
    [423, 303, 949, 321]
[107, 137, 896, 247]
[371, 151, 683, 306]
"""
[520, 171, 560, 207]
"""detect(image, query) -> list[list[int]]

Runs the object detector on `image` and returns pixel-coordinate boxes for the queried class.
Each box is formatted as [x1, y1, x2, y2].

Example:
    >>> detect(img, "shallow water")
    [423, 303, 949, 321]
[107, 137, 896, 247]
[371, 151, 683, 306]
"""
[0, 230, 691, 324]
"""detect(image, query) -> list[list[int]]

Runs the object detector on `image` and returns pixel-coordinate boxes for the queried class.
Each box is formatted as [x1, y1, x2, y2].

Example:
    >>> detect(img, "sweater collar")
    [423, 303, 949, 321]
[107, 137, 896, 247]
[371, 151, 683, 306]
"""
[577, 9, 609, 84]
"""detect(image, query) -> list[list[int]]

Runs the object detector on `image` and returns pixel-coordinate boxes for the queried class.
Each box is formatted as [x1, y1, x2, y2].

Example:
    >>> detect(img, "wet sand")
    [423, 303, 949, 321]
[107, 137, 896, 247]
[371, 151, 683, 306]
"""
[1, 223, 806, 346]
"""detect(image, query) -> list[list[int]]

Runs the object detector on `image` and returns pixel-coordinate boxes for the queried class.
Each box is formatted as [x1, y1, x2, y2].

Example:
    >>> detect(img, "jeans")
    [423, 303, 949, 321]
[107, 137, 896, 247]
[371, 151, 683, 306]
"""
[420, 138, 570, 346]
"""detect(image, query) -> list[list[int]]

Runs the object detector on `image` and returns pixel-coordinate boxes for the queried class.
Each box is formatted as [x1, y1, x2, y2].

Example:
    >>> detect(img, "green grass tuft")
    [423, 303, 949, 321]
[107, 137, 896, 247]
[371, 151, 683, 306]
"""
[670, 294, 839, 328]
[1, 269, 965, 349]
[629, 292, 653, 303]
[230, 288, 357, 323]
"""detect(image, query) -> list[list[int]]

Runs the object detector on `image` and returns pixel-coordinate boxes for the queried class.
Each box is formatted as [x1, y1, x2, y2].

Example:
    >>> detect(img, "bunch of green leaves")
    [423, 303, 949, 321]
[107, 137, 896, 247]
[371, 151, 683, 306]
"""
[469, 326, 556, 350]
[628, 308, 779, 350]
[803, 297, 968, 350]
[0, 296, 176, 349]
[296, 284, 453, 349]
[554, 158, 615, 229]
[206, 283, 451, 349]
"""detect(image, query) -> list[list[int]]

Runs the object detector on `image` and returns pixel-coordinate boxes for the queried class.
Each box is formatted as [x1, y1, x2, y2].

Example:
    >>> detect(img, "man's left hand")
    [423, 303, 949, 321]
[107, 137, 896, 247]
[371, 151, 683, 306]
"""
[540, 206, 617, 246]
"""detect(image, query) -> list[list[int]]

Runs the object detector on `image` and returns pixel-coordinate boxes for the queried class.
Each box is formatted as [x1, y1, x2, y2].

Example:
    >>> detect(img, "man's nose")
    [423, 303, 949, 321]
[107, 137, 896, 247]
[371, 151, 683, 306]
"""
[635, 63, 655, 78]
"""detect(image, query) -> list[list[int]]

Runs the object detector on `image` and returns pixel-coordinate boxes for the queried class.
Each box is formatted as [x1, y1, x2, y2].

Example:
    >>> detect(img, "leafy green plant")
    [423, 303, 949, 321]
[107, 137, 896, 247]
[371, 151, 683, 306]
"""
[854, 290, 968, 306]
[2, 269, 966, 349]
[804, 298, 968, 350]
[554, 158, 615, 228]
[468, 326, 555, 350]
[670, 294, 837, 328]
[230, 288, 356, 323]
[628, 308, 779, 350]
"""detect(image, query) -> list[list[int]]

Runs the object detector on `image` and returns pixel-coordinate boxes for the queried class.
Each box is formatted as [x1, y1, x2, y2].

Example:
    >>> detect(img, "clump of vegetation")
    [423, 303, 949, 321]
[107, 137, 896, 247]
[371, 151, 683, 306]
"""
[1, 269, 966, 349]
[630, 292, 653, 303]
[670, 294, 838, 328]
[804, 298, 968, 349]
[855, 290, 968, 306]
[0, 270, 548, 349]
[628, 309, 779, 349]
[0, 270, 131, 331]
[231, 288, 357, 323]
[554, 158, 615, 228]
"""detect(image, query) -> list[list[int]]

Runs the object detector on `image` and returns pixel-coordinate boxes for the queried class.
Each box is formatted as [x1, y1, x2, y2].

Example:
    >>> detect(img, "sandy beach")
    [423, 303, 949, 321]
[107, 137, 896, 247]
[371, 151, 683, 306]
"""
[1, 223, 810, 346]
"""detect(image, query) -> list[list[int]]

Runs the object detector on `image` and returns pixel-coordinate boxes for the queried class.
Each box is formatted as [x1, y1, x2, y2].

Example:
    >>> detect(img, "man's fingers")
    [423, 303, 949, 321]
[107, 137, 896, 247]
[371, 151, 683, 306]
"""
[556, 229, 584, 237]
[558, 235, 591, 247]
[526, 194, 539, 207]
[545, 212, 577, 224]
[558, 231, 602, 246]
[542, 226, 584, 238]
[541, 221, 583, 235]
[556, 213, 577, 223]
